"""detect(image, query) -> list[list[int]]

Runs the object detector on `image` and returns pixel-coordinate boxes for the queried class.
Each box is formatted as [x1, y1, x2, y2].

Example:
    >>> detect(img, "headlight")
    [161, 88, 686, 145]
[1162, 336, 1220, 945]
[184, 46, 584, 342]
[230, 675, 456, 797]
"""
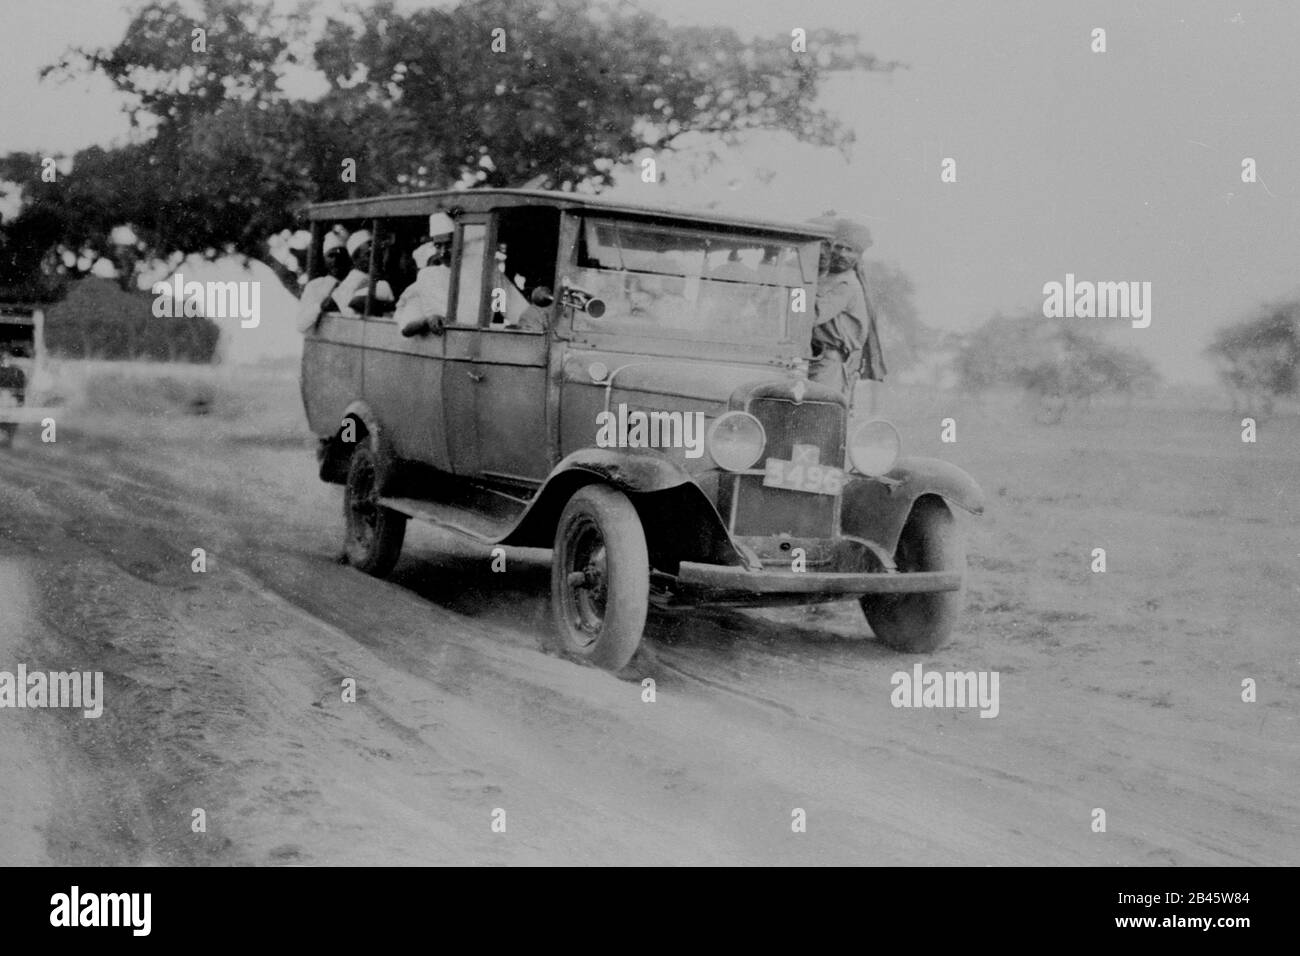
[848, 419, 900, 476]
[707, 411, 766, 471]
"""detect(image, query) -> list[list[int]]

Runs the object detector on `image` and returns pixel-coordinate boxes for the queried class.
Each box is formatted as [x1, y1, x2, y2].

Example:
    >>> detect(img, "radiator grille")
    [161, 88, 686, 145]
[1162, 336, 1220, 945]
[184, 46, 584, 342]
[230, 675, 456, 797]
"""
[729, 398, 844, 537]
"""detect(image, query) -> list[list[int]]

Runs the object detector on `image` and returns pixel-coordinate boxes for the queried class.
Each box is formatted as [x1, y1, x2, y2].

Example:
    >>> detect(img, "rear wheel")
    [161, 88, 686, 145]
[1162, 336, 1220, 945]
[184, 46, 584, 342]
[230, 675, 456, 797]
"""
[343, 443, 407, 577]
[550, 485, 649, 672]
[861, 497, 965, 653]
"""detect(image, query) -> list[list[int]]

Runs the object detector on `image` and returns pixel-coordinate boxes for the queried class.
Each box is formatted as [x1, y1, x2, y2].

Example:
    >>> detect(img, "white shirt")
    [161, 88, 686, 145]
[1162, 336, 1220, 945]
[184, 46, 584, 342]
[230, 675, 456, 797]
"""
[296, 276, 339, 333]
[331, 270, 394, 315]
[394, 265, 451, 335]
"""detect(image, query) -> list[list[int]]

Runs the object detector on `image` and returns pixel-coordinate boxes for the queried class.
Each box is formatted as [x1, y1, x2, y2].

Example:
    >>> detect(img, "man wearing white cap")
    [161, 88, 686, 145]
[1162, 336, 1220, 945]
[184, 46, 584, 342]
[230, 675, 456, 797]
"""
[331, 229, 394, 316]
[295, 230, 353, 333]
[393, 213, 454, 336]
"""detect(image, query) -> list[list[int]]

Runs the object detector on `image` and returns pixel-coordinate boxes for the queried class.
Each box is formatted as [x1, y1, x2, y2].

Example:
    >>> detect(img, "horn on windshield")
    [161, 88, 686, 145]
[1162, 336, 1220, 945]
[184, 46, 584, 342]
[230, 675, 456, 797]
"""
[560, 278, 606, 318]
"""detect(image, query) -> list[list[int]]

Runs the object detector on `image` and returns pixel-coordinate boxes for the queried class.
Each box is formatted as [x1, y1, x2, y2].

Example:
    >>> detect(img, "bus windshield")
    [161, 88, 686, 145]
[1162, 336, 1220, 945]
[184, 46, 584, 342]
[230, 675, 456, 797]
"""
[570, 217, 818, 344]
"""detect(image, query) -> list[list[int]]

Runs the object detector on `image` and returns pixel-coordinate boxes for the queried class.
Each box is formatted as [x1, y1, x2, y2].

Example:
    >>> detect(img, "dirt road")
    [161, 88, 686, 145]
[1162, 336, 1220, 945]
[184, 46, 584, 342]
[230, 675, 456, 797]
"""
[1, 366, 1296, 865]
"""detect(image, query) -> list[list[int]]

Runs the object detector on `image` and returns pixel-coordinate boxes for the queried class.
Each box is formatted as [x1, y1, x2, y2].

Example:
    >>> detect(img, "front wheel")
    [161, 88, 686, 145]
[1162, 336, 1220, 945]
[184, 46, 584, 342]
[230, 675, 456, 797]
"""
[343, 444, 407, 577]
[550, 485, 649, 672]
[861, 497, 965, 653]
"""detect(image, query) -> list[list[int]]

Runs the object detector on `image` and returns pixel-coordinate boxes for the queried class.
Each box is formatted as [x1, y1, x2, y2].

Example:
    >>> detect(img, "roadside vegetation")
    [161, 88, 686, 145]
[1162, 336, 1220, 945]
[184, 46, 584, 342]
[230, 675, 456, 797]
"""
[42, 278, 220, 362]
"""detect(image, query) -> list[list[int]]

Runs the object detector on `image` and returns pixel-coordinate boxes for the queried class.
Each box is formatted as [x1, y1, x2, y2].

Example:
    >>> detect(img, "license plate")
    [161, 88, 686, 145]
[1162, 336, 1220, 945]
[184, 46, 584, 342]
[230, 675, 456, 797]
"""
[762, 455, 846, 496]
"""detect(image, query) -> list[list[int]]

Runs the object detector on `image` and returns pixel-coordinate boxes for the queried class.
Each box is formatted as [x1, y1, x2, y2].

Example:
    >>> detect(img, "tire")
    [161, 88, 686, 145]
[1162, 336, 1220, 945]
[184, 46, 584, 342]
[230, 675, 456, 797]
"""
[343, 443, 407, 577]
[861, 497, 965, 653]
[550, 485, 650, 672]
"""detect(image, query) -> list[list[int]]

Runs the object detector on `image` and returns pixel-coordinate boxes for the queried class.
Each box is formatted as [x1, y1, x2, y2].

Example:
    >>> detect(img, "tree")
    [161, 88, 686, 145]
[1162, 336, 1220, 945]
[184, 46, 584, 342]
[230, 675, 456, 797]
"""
[954, 312, 1160, 422]
[311, 0, 896, 191]
[11, 0, 896, 296]
[1205, 301, 1300, 417]
[38, 0, 316, 263]
[953, 313, 1044, 394]
[862, 260, 927, 373]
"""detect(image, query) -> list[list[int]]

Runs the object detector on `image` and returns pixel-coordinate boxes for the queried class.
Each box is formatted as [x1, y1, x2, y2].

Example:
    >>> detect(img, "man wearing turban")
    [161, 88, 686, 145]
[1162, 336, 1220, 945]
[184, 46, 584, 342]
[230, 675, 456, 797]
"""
[331, 229, 394, 316]
[809, 217, 886, 409]
[295, 229, 352, 333]
[393, 213, 455, 337]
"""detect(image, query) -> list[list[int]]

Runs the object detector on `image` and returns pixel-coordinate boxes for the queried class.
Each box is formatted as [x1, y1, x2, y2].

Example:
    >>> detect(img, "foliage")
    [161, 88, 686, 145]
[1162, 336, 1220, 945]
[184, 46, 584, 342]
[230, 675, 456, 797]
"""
[953, 312, 1160, 419]
[2, 0, 894, 295]
[862, 260, 927, 372]
[1205, 301, 1299, 416]
[311, 0, 894, 191]
[43, 278, 220, 362]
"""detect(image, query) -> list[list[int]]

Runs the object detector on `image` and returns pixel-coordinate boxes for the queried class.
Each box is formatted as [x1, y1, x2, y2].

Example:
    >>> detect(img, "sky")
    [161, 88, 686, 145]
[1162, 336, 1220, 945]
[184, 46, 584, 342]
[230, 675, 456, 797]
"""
[2, 0, 1298, 383]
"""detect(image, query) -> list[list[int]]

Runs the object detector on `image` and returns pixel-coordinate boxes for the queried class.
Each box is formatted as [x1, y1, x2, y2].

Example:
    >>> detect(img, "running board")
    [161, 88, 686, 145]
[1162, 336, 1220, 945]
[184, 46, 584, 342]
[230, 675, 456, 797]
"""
[378, 495, 523, 544]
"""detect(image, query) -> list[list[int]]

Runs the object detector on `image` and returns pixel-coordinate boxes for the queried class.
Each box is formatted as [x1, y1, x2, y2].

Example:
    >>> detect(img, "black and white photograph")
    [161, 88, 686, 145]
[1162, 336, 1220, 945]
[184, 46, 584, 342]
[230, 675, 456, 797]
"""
[0, 0, 1294, 904]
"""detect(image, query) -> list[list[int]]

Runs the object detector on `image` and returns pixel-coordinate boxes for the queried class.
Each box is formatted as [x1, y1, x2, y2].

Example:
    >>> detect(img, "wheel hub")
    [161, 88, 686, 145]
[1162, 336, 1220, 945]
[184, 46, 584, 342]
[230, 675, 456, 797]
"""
[566, 528, 608, 639]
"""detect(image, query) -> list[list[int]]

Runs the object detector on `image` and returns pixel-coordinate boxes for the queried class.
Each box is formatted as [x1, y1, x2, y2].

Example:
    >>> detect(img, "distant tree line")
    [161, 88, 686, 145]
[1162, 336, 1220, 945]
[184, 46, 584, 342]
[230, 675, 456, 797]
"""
[951, 313, 1160, 422]
[950, 300, 1300, 419]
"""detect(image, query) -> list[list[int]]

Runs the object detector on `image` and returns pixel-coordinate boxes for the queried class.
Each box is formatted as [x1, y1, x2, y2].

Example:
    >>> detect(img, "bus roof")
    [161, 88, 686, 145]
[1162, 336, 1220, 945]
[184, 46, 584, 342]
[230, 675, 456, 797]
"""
[306, 188, 835, 240]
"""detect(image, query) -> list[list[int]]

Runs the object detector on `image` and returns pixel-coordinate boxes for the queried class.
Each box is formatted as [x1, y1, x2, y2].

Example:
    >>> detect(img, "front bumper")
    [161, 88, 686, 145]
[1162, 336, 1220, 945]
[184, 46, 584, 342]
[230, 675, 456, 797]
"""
[675, 562, 961, 595]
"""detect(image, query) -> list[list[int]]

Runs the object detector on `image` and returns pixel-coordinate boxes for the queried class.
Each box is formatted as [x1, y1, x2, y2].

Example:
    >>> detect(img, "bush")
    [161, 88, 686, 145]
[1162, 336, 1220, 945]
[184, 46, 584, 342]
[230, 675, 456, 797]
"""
[1205, 302, 1299, 417]
[42, 278, 220, 362]
[953, 312, 1160, 421]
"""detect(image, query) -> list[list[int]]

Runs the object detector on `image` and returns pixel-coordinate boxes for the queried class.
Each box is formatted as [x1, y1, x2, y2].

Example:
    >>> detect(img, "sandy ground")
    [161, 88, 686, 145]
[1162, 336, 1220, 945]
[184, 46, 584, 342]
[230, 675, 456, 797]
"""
[0, 362, 1296, 865]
